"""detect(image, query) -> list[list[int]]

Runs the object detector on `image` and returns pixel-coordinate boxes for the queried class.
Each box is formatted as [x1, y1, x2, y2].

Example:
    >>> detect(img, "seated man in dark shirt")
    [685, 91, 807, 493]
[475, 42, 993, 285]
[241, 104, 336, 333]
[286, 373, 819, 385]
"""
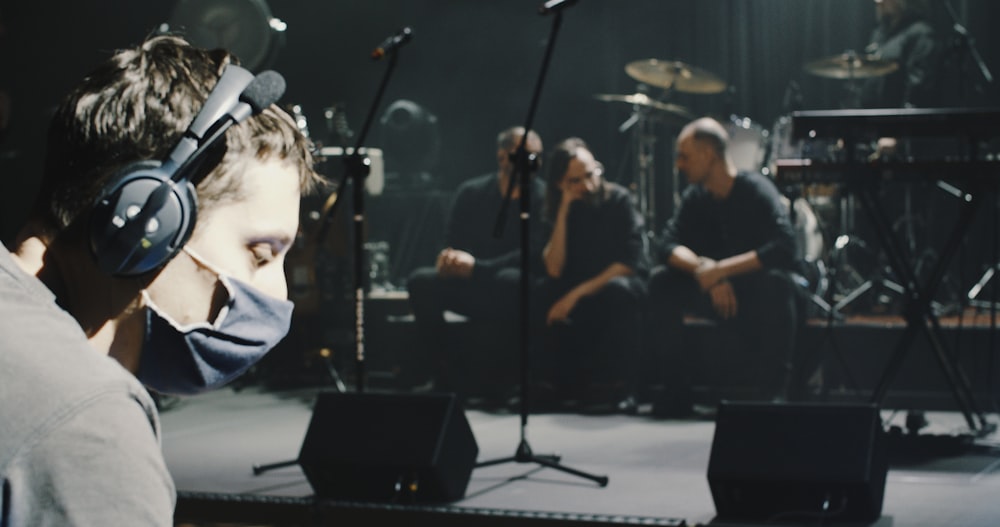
[535, 137, 647, 414]
[649, 117, 800, 417]
[406, 126, 544, 396]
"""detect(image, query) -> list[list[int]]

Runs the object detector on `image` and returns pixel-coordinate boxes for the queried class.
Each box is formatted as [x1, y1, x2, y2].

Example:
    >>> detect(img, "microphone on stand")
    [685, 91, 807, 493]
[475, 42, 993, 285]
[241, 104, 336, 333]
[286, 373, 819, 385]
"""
[172, 70, 286, 183]
[371, 27, 413, 61]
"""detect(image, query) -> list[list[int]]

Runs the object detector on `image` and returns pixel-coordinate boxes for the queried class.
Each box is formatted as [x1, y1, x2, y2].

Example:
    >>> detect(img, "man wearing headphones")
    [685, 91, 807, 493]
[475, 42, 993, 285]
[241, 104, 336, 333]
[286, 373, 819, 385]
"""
[0, 35, 319, 525]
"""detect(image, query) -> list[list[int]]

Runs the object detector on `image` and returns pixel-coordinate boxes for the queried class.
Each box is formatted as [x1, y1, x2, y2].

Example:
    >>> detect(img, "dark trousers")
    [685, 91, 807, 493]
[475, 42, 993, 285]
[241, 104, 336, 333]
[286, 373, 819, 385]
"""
[647, 265, 798, 403]
[406, 266, 522, 391]
[532, 276, 646, 399]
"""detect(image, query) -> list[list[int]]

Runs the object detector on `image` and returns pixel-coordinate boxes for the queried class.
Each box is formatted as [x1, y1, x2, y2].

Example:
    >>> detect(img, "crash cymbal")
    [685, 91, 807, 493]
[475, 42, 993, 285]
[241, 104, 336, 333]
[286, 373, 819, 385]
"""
[593, 93, 694, 120]
[624, 59, 727, 94]
[804, 52, 899, 79]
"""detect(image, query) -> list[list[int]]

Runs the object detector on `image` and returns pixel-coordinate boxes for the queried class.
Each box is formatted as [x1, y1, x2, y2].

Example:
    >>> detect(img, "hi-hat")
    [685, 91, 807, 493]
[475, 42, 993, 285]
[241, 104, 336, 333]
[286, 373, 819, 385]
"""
[593, 93, 694, 120]
[624, 59, 727, 94]
[804, 52, 899, 79]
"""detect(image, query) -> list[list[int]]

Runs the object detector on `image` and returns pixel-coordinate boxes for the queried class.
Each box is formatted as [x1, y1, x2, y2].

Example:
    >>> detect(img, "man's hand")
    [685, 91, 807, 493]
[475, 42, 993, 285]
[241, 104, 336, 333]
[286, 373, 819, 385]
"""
[546, 291, 579, 325]
[869, 137, 898, 162]
[708, 280, 738, 320]
[436, 248, 475, 278]
[559, 179, 584, 206]
[694, 257, 727, 291]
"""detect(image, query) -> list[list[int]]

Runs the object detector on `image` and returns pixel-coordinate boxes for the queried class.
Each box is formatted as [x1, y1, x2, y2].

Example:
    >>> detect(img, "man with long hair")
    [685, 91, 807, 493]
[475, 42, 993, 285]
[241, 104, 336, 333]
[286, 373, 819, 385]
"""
[536, 137, 646, 414]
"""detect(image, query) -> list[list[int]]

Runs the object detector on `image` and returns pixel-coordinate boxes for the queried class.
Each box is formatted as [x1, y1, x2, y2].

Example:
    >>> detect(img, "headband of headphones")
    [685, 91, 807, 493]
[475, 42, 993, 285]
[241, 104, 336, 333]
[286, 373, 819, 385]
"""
[88, 65, 286, 276]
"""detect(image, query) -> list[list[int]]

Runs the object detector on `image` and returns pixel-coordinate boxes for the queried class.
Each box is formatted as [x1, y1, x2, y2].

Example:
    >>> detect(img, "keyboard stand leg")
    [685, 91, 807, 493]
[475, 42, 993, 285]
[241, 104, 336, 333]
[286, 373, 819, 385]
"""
[857, 182, 994, 436]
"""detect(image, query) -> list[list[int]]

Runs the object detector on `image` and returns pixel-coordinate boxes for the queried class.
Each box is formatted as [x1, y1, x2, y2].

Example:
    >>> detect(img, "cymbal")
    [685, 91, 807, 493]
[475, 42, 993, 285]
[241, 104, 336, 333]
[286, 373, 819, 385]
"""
[804, 52, 899, 79]
[593, 93, 694, 120]
[624, 59, 727, 94]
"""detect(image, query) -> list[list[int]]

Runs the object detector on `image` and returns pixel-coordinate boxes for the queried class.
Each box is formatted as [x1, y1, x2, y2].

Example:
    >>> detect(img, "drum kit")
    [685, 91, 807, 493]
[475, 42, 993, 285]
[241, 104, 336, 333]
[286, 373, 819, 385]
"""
[592, 59, 726, 241]
[594, 51, 910, 316]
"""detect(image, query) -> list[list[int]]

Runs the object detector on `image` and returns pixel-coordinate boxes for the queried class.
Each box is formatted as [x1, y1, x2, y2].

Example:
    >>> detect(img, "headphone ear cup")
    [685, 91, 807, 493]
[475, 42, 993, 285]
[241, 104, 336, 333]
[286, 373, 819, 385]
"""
[89, 160, 198, 277]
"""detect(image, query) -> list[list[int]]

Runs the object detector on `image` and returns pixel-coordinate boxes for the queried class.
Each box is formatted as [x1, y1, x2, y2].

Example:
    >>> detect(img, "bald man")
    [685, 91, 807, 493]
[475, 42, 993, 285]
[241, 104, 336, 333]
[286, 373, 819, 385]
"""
[648, 117, 799, 417]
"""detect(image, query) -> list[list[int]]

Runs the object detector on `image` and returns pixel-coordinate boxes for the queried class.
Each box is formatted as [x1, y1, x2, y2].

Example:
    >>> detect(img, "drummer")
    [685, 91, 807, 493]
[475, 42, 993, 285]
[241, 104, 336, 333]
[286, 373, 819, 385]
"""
[859, 0, 941, 109]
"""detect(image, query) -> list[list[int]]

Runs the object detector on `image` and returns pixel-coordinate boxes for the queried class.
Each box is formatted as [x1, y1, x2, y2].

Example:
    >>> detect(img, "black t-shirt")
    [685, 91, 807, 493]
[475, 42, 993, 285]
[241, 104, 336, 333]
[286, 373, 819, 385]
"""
[555, 182, 647, 286]
[445, 172, 546, 279]
[861, 17, 941, 108]
[658, 171, 797, 271]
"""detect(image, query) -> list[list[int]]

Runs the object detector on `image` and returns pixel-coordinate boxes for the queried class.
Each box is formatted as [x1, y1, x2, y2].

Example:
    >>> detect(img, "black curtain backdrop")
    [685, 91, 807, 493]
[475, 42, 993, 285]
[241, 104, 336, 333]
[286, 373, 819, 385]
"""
[2, 0, 998, 242]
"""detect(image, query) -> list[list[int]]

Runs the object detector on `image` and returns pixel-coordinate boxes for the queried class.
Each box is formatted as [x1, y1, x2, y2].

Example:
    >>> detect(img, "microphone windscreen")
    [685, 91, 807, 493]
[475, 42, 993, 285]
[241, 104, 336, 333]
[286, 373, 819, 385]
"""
[240, 71, 286, 114]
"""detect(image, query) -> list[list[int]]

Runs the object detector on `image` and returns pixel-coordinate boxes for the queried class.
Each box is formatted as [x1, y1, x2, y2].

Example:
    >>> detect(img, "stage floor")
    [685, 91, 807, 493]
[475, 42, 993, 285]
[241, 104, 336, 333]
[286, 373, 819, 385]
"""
[163, 385, 1000, 526]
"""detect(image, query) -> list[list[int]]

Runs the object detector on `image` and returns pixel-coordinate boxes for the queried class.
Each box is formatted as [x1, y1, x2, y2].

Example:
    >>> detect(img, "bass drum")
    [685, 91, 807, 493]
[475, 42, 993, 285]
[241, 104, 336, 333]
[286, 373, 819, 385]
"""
[726, 114, 769, 174]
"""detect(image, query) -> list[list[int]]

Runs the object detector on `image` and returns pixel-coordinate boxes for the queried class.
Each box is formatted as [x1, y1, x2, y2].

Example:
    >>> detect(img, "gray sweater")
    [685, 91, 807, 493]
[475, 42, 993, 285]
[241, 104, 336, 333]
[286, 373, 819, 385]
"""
[0, 244, 175, 526]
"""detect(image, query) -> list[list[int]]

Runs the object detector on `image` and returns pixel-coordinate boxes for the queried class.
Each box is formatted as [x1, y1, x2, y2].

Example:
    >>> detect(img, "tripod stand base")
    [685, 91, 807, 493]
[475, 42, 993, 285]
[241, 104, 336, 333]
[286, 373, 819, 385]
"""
[252, 459, 297, 476]
[475, 438, 609, 487]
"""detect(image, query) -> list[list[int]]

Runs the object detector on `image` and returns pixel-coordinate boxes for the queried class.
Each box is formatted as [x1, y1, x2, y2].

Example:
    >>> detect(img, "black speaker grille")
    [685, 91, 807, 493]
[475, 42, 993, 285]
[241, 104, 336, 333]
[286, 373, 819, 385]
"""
[707, 401, 888, 522]
[298, 391, 479, 503]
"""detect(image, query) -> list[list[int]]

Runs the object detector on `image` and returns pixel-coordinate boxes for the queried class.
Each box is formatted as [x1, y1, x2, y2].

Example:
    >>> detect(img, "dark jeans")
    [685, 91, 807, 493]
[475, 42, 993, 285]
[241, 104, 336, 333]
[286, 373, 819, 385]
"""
[406, 266, 522, 390]
[647, 265, 798, 403]
[532, 275, 646, 399]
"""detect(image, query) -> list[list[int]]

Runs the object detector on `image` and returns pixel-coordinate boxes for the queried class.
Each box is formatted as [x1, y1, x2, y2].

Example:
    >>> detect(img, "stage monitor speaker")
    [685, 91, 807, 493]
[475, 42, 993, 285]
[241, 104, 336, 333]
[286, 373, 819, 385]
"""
[298, 391, 478, 503]
[707, 401, 888, 523]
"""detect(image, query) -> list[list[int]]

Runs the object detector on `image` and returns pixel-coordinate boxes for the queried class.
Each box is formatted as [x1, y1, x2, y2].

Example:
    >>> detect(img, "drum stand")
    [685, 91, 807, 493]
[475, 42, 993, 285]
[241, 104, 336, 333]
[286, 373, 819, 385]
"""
[828, 183, 917, 315]
[967, 190, 1000, 311]
[832, 182, 962, 316]
[968, 264, 1000, 310]
[617, 87, 671, 240]
[827, 193, 874, 314]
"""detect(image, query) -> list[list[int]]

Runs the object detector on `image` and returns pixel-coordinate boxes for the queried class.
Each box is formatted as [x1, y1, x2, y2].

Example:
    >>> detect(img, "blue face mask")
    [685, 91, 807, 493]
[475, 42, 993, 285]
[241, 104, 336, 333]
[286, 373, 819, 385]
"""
[136, 249, 294, 396]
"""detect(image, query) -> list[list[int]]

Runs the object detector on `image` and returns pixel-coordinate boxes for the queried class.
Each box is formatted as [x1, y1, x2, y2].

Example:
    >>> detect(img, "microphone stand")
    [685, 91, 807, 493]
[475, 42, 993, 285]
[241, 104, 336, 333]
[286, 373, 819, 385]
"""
[475, 1, 608, 487]
[251, 42, 404, 477]
[317, 47, 403, 394]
